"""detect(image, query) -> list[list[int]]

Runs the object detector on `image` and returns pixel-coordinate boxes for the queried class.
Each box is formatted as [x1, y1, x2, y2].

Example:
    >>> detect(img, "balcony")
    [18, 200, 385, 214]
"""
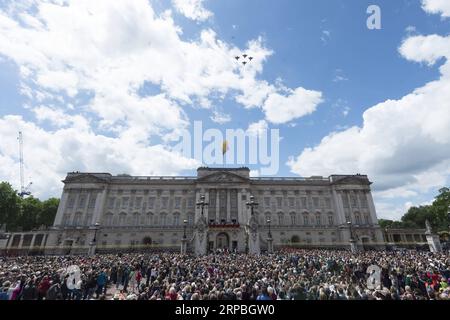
[208, 221, 240, 229]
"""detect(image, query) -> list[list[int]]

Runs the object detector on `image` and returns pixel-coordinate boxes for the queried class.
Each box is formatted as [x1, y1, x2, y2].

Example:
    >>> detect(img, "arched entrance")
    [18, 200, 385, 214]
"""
[216, 233, 230, 250]
[291, 235, 300, 244]
[142, 237, 152, 251]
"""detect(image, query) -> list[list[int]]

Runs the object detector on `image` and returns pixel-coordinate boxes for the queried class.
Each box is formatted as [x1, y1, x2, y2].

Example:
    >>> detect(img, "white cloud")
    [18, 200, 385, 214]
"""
[210, 110, 231, 124]
[0, 0, 323, 198]
[288, 29, 450, 219]
[246, 120, 268, 137]
[422, 0, 450, 18]
[172, 0, 213, 22]
[262, 87, 323, 124]
[0, 115, 199, 199]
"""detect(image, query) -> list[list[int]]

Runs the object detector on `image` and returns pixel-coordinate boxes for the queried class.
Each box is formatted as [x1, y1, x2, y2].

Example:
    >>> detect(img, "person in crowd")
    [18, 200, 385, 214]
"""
[0, 249, 449, 300]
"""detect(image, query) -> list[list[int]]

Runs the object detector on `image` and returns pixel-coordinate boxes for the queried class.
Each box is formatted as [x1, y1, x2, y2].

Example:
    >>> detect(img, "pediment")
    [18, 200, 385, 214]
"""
[196, 171, 249, 183]
[64, 174, 109, 184]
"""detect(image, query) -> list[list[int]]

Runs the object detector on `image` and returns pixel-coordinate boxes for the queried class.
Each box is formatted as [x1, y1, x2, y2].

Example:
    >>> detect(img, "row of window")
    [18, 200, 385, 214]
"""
[67, 194, 97, 209]
[342, 193, 368, 208]
[106, 196, 196, 210]
[102, 212, 195, 227]
[261, 196, 333, 209]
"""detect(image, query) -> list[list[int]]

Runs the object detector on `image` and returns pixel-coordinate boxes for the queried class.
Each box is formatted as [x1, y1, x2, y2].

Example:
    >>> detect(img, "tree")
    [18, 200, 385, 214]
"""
[430, 187, 450, 231]
[0, 182, 20, 231]
[0, 181, 60, 231]
[39, 198, 59, 228]
[18, 196, 42, 231]
[401, 205, 434, 229]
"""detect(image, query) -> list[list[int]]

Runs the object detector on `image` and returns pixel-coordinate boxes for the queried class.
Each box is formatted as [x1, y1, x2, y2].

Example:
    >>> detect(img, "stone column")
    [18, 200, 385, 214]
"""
[30, 234, 37, 251]
[53, 190, 69, 227]
[216, 190, 220, 222]
[331, 189, 346, 225]
[237, 189, 243, 224]
[91, 187, 108, 226]
[227, 189, 231, 223]
[365, 191, 379, 225]
[18, 234, 24, 250]
[400, 234, 407, 245]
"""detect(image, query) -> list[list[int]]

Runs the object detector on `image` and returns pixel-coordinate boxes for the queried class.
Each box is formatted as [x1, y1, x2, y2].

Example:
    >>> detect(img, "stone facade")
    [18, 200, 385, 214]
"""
[30, 167, 385, 255]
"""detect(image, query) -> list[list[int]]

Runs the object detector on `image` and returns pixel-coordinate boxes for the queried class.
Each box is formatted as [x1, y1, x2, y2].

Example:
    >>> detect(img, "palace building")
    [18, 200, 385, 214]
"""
[20, 167, 383, 255]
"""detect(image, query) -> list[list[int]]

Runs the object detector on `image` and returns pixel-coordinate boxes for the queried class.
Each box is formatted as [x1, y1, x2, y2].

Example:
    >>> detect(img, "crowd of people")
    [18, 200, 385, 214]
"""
[1, 249, 449, 300]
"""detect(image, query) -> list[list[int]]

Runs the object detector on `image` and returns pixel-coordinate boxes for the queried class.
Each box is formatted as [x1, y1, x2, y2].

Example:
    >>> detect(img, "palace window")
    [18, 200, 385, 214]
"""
[107, 197, 115, 209]
[148, 197, 155, 209]
[121, 197, 129, 209]
[360, 194, 368, 208]
[350, 194, 358, 207]
[364, 215, 370, 225]
[264, 197, 271, 207]
[313, 197, 319, 208]
[324, 197, 332, 209]
[105, 213, 113, 226]
[160, 213, 167, 226]
[288, 198, 295, 208]
[73, 212, 83, 226]
[135, 197, 142, 209]
[132, 213, 140, 226]
[173, 213, 180, 226]
[278, 213, 284, 226]
[303, 215, 309, 226]
[78, 195, 86, 209]
[328, 215, 334, 226]
[88, 194, 97, 209]
[187, 213, 194, 225]
[276, 197, 282, 208]
[290, 213, 296, 225]
[161, 197, 169, 209]
[187, 198, 194, 208]
[301, 197, 307, 208]
[174, 197, 181, 209]
[67, 196, 75, 209]
[118, 213, 127, 226]
[316, 214, 321, 226]
[342, 194, 350, 208]
[355, 213, 361, 225]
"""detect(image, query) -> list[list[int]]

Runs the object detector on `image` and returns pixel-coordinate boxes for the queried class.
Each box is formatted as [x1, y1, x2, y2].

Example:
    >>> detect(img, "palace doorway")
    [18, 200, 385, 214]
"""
[216, 232, 230, 250]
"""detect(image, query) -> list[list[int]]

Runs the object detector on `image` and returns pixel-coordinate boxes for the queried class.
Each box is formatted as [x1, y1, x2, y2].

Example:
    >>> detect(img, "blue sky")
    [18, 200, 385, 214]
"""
[0, 0, 449, 220]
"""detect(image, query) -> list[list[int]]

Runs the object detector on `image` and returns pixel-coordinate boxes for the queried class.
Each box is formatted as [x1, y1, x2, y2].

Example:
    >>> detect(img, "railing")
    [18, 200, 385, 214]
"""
[112, 176, 197, 181]
[251, 177, 329, 182]
[208, 223, 241, 228]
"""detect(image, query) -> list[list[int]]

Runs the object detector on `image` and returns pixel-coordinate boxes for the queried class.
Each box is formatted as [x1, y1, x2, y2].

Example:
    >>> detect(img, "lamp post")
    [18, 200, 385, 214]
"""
[181, 219, 188, 255]
[89, 222, 100, 256]
[347, 221, 357, 253]
[196, 194, 209, 217]
[246, 195, 258, 216]
[267, 218, 273, 254]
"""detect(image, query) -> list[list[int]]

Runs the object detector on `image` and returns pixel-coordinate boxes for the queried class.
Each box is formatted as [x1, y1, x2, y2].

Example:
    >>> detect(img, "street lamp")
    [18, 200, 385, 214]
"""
[196, 194, 209, 217]
[267, 219, 272, 239]
[183, 219, 188, 239]
[89, 222, 100, 255]
[93, 222, 100, 243]
[347, 221, 353, 240]
[246, 195, 258, 216]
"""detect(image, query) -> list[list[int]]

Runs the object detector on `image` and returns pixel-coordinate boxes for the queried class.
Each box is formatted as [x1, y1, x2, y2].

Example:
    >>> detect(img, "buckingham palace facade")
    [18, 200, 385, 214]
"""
[31, 167, 385, 255]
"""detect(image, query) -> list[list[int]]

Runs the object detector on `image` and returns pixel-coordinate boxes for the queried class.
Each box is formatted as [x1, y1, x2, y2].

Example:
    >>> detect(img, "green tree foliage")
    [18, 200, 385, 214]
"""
[380, 187, 450, 231]
[0, 182, 59, 232]
[0, 182, 21, 231]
